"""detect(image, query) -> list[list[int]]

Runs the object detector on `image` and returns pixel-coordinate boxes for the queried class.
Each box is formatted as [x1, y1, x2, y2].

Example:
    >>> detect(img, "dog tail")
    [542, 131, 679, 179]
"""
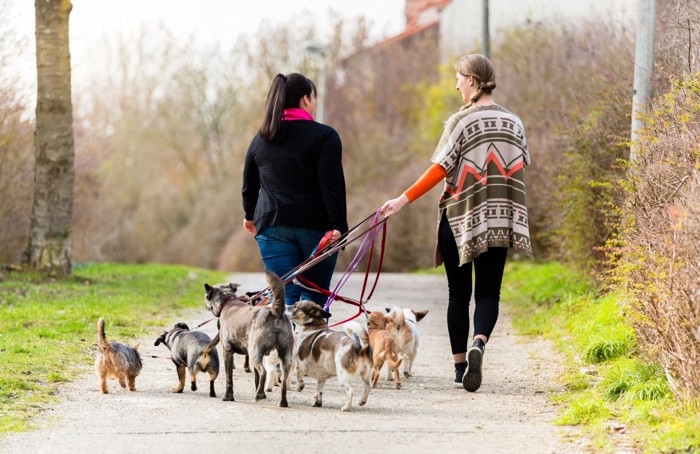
[265, 270, 286, 319]
[343, 320, 370, 350]
[388, 306, 405, 324]
[197, 333, 220, 370]
[386, 346, 403, 370]
[96, 317, 112, 352]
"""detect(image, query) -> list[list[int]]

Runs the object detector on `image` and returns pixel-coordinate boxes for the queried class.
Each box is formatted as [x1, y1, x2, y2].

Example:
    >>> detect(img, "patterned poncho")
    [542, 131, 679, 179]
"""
[431, 104, 532, 266]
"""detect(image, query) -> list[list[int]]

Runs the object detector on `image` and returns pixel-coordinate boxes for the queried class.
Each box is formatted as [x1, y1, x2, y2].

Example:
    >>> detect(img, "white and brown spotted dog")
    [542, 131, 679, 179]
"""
[385, 306, 429, 379]
[286, 300, 373, 412]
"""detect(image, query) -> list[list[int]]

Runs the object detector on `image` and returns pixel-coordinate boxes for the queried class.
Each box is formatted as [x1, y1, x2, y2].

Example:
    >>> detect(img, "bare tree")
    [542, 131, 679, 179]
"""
[24, 0, 75, 274]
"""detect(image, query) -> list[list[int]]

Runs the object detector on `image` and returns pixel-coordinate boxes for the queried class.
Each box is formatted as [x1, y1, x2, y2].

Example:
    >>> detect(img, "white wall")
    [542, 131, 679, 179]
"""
[439, 0, 635, 59]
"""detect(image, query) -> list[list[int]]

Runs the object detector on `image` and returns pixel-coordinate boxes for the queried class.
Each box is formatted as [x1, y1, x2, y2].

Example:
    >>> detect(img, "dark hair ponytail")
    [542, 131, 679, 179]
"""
[259, 73, 317, 141]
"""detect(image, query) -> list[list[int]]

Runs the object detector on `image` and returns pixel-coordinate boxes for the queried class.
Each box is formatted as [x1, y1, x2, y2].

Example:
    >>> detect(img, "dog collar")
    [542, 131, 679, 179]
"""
[304, 322, 328, 329]
[166, 328, 188, 345]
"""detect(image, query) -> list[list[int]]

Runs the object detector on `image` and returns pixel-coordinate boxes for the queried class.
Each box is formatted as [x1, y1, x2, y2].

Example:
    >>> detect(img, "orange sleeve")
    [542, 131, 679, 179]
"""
[403, 163, 447, 202]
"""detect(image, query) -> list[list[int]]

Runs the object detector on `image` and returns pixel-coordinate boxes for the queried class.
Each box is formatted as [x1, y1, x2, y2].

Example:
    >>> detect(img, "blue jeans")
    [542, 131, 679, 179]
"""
[255, 225, 338, 306]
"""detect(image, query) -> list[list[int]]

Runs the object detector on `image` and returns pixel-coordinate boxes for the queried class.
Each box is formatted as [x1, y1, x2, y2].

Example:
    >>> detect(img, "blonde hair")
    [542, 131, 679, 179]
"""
[455, 54, 496, 109]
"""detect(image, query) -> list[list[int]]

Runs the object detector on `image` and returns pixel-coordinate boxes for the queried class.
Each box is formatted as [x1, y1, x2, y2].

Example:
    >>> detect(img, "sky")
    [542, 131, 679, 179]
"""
[9, 0, 406, 53]
[4, 0, 407, 110]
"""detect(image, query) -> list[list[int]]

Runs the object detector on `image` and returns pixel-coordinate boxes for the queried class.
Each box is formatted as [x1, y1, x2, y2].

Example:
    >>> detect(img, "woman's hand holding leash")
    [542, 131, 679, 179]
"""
[329, 229, 341, 243]
[379, 194, 410, 218]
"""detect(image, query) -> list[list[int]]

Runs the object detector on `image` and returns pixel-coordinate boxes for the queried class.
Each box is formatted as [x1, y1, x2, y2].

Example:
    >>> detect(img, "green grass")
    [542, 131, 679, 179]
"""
[504, 261, 700, 454]
[0, 262, 227, 433]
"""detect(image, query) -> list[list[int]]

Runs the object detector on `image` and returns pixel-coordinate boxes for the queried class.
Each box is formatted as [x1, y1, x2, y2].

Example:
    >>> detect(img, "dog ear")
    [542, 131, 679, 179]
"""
[412, 309, 429, 322]
[154, 332, 166, 346]
[228, 283, 240, 293]
[204, 283, 213, 292]
[314, 306, 332, 319]
[174, 322, 189, 330]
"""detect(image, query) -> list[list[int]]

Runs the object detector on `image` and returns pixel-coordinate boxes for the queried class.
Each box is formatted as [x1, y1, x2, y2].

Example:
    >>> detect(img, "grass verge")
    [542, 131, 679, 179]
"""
[0, 262, 227, 433]
[503, 261, 700, 453]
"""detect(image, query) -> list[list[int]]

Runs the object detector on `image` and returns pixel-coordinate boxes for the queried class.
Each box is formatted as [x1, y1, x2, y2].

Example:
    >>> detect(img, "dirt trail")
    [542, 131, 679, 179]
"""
[0, 273, 585, 454]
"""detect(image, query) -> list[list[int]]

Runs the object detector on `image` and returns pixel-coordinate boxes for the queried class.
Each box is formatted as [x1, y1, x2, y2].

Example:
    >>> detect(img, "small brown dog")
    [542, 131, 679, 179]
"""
[287, 300, 374, 411]
[95, 317, 143, 394]
[367, 311, 403, 389]
[203, 271, 294, 407]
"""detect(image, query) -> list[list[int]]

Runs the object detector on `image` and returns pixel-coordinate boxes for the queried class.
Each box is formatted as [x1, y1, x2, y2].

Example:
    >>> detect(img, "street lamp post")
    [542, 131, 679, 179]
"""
[304, 43, 328, 124]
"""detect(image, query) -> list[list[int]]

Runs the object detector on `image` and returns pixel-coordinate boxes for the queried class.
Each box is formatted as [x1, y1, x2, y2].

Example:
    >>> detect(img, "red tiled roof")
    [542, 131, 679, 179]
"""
[366, 19, 439, 52]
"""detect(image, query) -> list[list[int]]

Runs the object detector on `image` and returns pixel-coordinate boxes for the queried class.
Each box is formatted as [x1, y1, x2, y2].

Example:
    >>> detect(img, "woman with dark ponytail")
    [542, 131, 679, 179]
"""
[242, 72, 347, 306]
[380, 54, 532, 392]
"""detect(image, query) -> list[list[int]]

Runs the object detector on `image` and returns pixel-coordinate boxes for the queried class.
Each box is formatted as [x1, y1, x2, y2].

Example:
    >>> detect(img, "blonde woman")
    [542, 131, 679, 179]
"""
[380, 54, 532, 392]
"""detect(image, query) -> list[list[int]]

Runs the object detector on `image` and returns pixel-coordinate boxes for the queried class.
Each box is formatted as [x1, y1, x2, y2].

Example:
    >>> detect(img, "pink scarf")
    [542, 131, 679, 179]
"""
[282, 108, 314, 121]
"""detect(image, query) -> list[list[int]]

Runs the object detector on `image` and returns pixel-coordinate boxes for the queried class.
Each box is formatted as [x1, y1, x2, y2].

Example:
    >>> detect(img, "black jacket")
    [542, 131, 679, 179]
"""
[242, 120, 348, 234]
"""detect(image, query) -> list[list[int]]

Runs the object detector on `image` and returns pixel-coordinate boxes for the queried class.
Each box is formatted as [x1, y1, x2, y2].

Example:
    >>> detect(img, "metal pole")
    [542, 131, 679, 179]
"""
[304, 44, 327, 124]
[630, 0, 656, 161]
[316, 64, 327, 124]
[482, 0, 490, 58]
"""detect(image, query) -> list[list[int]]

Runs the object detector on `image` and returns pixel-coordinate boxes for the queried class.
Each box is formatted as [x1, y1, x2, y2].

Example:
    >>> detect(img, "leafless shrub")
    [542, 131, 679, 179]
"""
[492, 19, 634, 265]
[0, 0, 33, 264]
[618, 72, 700, 405]
[327, 26, 442, 271]
[657, 0, 700, 77]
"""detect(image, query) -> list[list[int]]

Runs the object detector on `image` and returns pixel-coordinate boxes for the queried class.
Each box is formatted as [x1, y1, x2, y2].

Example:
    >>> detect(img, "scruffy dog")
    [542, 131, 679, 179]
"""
[385, 306, 429, 378]
[95, 317, 142, 394]
[154, 322, 219, 397]
[367, 311, 403, 389]
[203, 271, 294, 407]
[287, 300, 373, 412]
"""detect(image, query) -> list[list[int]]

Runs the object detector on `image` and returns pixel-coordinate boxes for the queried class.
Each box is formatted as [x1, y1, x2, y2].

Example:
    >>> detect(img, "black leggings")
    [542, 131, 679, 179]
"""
[439, 213, 508, 355]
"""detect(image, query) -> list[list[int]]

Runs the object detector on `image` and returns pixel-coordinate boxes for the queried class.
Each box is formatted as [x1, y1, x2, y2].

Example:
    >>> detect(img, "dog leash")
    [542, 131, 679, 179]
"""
[249, 211, 387, 306]
[145, 355, 172, 360]
[292, 210, 387, 327]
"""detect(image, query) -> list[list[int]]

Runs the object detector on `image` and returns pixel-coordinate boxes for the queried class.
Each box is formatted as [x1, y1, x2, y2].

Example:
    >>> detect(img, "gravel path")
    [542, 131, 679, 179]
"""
[0, 272, 585, 454]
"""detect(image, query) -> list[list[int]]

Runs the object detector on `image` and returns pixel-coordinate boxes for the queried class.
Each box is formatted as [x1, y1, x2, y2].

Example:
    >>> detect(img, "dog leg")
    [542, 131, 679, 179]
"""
[264, 370, 274, 392]
[173, 365, 186, 393]
[263, 356, 275, 392]
[341, 379, 354, 412]
[359, 369, 372, 407]
[223, 347, 235, 401]
[243, 354, 251, 373]
[208, 369, 217, 398]
[127, 373, 137, 392]
[313, 379, 326, 407]
[190, 370, 198, 392]
[278, 353, 291, 408]
[371, 359, 384, 388]
[252, 359, 267, 402]
[296, 362, 305, 392]
[99, 374, 108, 394]
[118, 375, 127, 389]
[394, 367, 401, 389]
[405, 351, 416, 378]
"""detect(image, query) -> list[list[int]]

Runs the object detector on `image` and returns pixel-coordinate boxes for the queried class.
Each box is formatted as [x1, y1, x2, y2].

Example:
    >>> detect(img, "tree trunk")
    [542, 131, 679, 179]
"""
[24, 0, 75, 275]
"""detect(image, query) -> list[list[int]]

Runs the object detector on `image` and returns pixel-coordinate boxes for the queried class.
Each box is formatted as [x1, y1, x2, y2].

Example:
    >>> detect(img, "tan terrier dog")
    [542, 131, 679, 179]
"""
[95, 317, 143, 394]
[367, 311, 403, 389]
